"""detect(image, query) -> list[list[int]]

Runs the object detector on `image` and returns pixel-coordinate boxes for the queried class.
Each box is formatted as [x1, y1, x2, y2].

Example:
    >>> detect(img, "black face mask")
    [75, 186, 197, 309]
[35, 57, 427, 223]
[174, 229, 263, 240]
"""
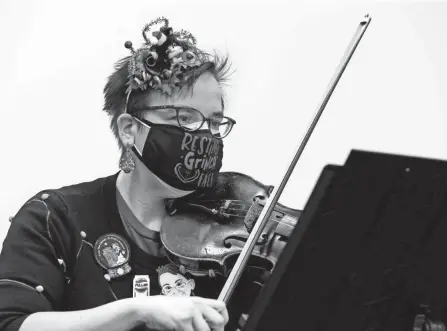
[132, 118, 224, 191]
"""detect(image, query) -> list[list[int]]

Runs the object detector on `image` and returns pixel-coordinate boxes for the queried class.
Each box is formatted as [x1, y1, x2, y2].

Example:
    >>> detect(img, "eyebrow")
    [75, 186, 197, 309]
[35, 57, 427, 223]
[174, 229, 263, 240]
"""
[210, 110, 224, 116]
[132, 104, 223, 116]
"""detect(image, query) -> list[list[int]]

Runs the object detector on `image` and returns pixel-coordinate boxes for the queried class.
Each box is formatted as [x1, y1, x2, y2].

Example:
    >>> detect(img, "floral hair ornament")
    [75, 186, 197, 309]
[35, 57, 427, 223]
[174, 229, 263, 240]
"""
[123, 17, 209, 112]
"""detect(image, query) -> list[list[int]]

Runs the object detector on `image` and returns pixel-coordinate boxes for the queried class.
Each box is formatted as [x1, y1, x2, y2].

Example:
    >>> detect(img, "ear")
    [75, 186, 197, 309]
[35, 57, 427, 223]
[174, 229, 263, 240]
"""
[116, 113, 138, 148]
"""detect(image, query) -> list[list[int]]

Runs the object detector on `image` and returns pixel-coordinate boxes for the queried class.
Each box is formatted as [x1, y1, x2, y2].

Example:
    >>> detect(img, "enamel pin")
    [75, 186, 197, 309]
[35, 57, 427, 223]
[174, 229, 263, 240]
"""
[133, 275, 150, 297]
[94, 233, 132, 279]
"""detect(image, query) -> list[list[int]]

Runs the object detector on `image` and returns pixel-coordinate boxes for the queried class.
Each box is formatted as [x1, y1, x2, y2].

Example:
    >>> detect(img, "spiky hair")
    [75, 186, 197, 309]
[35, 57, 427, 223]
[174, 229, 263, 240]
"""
[156, 263, 193, 280]
[103, 52, 233, 152]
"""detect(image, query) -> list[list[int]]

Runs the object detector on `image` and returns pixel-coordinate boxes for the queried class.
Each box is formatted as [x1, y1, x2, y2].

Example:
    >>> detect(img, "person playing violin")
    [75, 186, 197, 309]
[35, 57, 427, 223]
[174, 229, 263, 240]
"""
[0, 17, 254, 331]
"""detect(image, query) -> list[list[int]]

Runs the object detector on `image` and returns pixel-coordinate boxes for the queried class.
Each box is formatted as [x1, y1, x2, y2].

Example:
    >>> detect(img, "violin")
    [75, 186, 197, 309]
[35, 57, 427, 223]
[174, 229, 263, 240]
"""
[162, 171, 302, 283]
[161, 13, 372, 315]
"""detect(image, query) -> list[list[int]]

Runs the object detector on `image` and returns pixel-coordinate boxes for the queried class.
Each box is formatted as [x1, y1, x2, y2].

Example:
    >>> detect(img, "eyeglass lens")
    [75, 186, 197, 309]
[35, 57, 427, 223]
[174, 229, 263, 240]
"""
[142, 107, 233, 138]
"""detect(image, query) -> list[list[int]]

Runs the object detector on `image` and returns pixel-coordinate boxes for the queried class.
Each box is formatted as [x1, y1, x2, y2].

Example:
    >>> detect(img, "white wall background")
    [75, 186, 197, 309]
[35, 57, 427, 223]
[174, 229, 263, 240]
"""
[1, 0, 446, 245]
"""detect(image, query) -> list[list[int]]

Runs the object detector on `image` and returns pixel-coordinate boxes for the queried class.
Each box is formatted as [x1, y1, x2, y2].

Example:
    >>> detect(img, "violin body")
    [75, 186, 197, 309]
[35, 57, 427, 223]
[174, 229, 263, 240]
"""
[161, 172, 301, 282]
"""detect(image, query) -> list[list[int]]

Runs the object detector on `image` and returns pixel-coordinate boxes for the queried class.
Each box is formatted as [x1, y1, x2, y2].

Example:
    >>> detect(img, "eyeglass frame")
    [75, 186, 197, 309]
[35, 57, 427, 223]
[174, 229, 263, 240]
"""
[160, 278, 194, 295]
[129, 105, 236, 139]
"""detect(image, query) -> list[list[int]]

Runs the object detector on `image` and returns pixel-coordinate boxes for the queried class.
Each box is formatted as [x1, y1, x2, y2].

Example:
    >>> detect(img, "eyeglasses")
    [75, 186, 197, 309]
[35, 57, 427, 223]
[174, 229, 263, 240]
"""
[131, 105, 236, 139]
[161, 279, 193, 295]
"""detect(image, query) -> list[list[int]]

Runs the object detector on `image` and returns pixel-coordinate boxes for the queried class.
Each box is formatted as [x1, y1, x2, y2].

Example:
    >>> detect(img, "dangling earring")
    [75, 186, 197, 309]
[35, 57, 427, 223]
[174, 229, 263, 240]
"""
[119, 147, 135, 173]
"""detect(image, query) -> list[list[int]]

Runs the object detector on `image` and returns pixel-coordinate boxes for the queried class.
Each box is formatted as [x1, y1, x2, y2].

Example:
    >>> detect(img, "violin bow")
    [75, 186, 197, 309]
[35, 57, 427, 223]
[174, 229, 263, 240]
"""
[218, 14, 372, 303]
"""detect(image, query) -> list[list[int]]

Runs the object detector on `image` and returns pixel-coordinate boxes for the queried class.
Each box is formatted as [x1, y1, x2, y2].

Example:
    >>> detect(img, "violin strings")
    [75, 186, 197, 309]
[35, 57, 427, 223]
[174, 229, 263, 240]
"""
[219, 212, 295, 228]
[191, 199, 296, 228]
[225, 206, 293, 222]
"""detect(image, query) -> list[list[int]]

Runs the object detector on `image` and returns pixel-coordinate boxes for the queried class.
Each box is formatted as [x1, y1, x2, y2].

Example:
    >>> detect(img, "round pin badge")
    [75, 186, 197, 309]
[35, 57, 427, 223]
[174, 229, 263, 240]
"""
[94, 233, 132, 279]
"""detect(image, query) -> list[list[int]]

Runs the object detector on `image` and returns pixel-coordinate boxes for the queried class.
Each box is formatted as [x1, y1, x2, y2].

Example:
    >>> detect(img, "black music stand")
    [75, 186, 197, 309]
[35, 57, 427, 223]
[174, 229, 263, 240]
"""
[242, 150, 447, 331]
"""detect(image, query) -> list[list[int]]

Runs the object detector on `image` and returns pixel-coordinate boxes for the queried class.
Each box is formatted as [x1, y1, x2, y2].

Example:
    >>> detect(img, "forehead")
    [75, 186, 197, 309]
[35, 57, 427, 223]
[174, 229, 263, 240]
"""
[136, 72, 223, 117]
[160, 272, 185, 284]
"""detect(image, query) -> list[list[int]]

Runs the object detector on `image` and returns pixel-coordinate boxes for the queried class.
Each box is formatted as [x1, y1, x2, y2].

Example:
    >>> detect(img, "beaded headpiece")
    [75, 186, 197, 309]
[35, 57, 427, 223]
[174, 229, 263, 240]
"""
[123, 17, 208, 100]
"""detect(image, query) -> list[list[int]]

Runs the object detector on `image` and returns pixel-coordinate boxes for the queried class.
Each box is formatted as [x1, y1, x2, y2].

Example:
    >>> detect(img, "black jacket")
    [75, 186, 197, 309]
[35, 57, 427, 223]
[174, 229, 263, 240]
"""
[0, 174, 252, 331]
